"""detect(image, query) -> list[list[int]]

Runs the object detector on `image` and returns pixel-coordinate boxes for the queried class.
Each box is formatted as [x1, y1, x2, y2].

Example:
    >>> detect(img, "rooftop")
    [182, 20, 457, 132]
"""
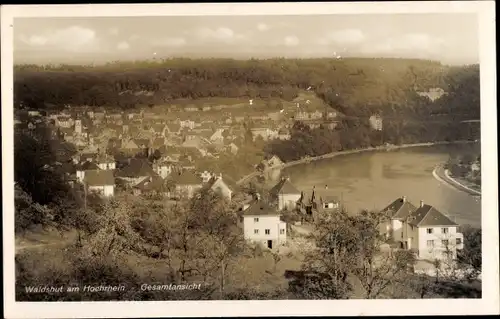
[171, 170, 203, 185]
[269, 178, 301, 196]
[116, 158, 155, 178]
[242, 200, 280, 217]
[381, 196, 418, 220]
[408, 203, 458, 227]
[84, 169, 115, 186]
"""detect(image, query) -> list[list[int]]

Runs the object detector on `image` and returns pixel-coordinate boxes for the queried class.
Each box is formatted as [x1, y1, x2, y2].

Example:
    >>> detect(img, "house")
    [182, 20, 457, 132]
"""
[310, 110, 323, 120]
[417, 87, 447, 102]
[267, 155, 284, 168]
[185, 106, 198, 112]
[95, 154, 116, 170]
[75, 161, 100, 182]
[170, 170, 203, 199]
[277, 128, 291, 140]
[151, 124, 167, 137]
[251, 128, 278, 141]
[226, 142, 239, 155]
[203, 175, 235, 201]
[297, 185, 340, 221]
[56, 116, 73, 128]
[471, 161, 481, 173]
[121, 139, 141, 156]
[210, 129, 225, 144]
[200, 170, 215, 183]
[240, 199, 287, 249]
[326, 111, 337, 119]
[381, 197, 464, 260]
[380, 196, 418, 241]
[84, 170, 115, 197]
[127, 110, 142, 120]
[179, 119, 196, 130]
[133, 175, 166, 196]
[115, 158, 157, 186]
[153, 160, 175, 179]
[269, 177, 302, 211]
[369, 114, 383, 131]
[166, 123, 181, 135]
[295, 111, 310, 121]
[28, 110, 41, 117]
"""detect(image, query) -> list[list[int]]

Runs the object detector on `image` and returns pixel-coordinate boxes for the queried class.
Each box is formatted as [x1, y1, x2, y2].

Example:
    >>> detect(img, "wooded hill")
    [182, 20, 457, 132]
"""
[14, 58, 479, 119]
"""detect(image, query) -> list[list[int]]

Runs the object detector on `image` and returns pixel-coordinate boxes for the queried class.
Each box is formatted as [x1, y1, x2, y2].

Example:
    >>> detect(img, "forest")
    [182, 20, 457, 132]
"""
[14, 58, 478, 114]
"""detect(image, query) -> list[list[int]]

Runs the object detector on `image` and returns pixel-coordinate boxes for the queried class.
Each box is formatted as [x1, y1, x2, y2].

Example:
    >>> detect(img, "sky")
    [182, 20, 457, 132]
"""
[13, 14, 479, 65]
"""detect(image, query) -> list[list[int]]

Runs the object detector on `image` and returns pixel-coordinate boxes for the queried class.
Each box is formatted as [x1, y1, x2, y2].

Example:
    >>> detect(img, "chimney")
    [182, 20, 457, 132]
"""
[255, 193, 261, 201]
[420, 200, 424, 208]
[402, 196, 406, 203]
[325, 184, 328, 190]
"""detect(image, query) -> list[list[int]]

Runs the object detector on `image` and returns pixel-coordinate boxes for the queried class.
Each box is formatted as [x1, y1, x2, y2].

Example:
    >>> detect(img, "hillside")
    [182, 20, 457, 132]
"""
[14, 58, 464, 111]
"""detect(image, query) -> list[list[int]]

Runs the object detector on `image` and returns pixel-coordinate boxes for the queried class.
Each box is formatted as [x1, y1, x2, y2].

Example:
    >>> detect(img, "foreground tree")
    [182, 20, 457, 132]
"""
[457, 225, 482, 281]
[295, 210, 357, 299]
[295, 209, 416, 299]
[350, 210, 416, 299]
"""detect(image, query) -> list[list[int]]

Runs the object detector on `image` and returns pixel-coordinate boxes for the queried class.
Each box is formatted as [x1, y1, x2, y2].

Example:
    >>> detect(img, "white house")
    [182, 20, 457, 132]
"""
[96, 155, 116, 170]
[76, 161, 100, 183]
[381, 197, 463, 260]
[269, 177, 302, 211]
[241, 200, 287, 249]
[200, 170, 214, 183]
[369, 114, 383, 131]
[204, 175, 234, 201]
[267, 155, 284, 168]
[153, 161, 174, 179]
[28, 110, 41, 117]
[84, 170, 115, 197]
[209, 129, 225, 144]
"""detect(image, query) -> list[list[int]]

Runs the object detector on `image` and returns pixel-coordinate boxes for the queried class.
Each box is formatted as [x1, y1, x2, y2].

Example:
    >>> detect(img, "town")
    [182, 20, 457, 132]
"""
[14, 90, 479, 300]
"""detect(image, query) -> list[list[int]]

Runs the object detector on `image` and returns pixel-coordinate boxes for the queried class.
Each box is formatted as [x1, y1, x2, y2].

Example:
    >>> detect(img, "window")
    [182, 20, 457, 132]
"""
[323, 203, 329, 209]
[426, 228, 433, 234]
[456, 238, 462, 245]
[280, 229, 285, 235]
[265, 229, 270, 235]
[441, 228, 449, 234]
[441, 240, 449, 247]
[426, 240, 434, 248]
[254, 218, 259, 222]
[254, 229, 259, 234]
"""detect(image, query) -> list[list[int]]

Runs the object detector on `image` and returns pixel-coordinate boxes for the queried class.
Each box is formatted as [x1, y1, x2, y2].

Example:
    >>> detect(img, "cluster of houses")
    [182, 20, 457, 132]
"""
[72, 151, 237, 201]
[239, 177, 464, 261]
[18, 95, 343, 156]
[380, 196, 464, 261]
[17, 100, 463, 261]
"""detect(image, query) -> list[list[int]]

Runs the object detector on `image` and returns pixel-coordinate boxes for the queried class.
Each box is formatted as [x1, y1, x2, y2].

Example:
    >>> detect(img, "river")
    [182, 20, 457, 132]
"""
[282, 143, 481, 228]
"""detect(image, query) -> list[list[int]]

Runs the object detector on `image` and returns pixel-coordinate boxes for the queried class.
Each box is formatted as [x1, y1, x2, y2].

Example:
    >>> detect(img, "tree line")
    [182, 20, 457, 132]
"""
[14, 57, 466, 111]
[264, 64, 480, 161]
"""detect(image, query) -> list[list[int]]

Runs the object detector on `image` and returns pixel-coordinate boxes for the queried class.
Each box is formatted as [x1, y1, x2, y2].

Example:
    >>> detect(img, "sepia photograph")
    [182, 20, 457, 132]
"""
[2, 2, 498, 318]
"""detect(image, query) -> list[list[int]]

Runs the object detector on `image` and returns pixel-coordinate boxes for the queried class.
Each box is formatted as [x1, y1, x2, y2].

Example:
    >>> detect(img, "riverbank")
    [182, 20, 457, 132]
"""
[236, 140, 478, 185]
[433, 165, 481, 196]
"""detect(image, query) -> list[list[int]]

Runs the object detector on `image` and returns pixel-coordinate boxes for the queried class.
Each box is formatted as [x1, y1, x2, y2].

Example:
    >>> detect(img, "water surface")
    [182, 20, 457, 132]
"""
[283, 144, 481, 228]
